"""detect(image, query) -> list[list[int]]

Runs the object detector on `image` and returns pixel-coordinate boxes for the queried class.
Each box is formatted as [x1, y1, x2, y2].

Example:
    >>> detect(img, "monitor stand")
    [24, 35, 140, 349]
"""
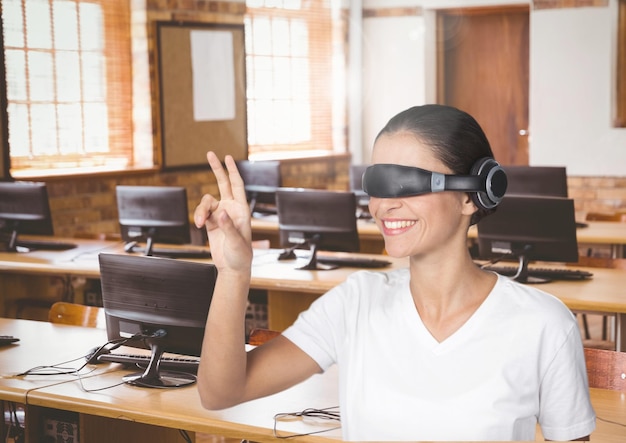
[510, 254, 551, 284]
[277, 238, 337, 271]
[122, 341, 196, 389]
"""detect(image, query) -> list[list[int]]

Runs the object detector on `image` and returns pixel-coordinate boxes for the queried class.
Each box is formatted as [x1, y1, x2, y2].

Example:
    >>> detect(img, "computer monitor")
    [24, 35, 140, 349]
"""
[276, 188, 360, 270]
[0, 181, 54, 251]
[350, 164, 371, 218]
[477, 195, 579, 283]
[98, 253, 217, 388]
[235, 159, 281, 215]
[116, 185, 193, 256]
[503, 166, 568, 197]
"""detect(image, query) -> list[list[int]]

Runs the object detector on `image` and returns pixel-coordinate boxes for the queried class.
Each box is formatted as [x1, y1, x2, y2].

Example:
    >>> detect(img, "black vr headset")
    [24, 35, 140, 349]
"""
[362, 157, 508, 211]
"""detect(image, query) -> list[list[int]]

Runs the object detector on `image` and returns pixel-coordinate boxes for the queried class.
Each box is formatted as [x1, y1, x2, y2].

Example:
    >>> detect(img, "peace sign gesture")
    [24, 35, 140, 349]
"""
[194, 151, 252, 272]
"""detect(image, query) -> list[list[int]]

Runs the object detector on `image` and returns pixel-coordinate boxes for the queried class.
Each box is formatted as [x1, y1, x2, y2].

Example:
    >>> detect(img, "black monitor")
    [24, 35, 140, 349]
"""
[276, 188, 359, 270]
[477, 195, 579, 283]
[350, 164, 371, 218]
[98, 253, 217, 388]
[0, 181, 55, 251]
[503, 166, 568, 197]
[236, 159, 281, 215]
[116, 185, 193, 255]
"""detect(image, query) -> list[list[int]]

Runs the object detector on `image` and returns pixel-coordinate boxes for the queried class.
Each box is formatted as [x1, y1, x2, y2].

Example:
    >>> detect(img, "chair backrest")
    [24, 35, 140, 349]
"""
[572, 255, 626, 270]
[248, 328, 281, 346]
[586, 211, 626, 222]
[48, 301, 105, 329]
[584, 347, 626, 391]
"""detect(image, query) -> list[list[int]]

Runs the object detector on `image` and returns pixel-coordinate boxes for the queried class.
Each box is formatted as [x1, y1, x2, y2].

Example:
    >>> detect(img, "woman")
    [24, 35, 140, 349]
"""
[194, 104, 595, 441]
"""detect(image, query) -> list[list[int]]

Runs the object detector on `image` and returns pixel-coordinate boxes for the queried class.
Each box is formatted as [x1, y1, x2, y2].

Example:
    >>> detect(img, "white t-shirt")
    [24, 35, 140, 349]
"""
[282, 270, 596, 441]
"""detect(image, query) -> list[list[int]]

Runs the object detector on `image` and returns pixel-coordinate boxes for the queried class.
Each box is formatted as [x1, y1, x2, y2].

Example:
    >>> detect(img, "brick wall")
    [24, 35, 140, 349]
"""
[33, 0, 626, 238]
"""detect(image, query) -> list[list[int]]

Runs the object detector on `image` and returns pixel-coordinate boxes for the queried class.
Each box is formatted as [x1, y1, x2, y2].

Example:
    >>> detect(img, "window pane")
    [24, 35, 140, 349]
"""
[54, 1, 79, 50]
[252, 17, 272, 55]
[57, 103, 83, 154]
[5, 50, 27, 101]
[30, 104, 58, 155]
[79, 3, 104, 51]
[2, 0, 25, 48]
[273, 57, 291, 99]
[271, 18, 290, 56]
[56, 51, 81, 102]
[7, 103, 30, 157]
[291, 58, 308, 98]
[82, 52, 106, 101]
[83, 103, 109, 152]
[25, 0, 52, 49]
[254, 56, 274, 99]
[283, 0, 301, 10]
[28, 51, 54, 101]
[290, 20, 308, 56]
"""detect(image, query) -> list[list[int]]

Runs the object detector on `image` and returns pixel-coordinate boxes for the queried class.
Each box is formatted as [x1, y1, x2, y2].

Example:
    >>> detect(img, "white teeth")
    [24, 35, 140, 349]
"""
[383, 220, 416, 230]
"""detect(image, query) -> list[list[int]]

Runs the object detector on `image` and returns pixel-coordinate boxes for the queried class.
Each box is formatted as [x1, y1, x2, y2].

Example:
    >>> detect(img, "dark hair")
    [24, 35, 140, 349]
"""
[375, 104, 496, 224]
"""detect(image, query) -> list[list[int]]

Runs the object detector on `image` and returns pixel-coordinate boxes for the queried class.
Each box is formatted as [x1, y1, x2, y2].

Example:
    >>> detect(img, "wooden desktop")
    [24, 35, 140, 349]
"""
[0, 235, 625, 350]
[0, 318, 624, 443]
[251, 214, 626, 257]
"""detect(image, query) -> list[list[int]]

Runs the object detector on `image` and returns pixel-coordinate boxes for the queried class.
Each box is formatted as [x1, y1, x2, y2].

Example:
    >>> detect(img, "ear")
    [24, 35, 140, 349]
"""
[461, 192, 478, 217]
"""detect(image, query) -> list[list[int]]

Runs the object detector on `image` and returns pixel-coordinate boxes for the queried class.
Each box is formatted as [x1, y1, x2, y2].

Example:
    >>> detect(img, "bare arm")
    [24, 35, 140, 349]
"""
[194, 152, 320, 410]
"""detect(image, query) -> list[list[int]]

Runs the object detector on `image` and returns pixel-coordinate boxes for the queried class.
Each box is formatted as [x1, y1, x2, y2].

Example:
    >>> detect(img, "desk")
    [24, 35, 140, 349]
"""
[0, 318, 341, 443]
[252, 215, 626, 258]
[1, 318, 624, 443]
[1, 238, 625, 348]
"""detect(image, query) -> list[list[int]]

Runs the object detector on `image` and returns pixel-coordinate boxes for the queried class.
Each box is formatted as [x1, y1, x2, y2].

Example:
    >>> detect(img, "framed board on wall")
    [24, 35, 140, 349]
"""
[156, 22, 248, 169]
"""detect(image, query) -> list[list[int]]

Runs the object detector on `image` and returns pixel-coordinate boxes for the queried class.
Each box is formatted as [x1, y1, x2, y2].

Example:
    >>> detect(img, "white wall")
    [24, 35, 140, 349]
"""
[360, 0, 626, 176]
[361, 16, 425, 161]
[530, 4, 626, 176]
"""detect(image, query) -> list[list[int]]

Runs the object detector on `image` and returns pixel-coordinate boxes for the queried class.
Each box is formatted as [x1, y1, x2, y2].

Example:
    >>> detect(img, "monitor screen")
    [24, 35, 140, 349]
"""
[236, 159, 281, 214]
[503, 166, 568, 197]
[0, 181, 54, 251]
[477, 195, 579, 283]
[98, 253, 217, 388]
[350, 164, 371, 218]
[276, 188, 359, 270]
[116, 185, 192, 255]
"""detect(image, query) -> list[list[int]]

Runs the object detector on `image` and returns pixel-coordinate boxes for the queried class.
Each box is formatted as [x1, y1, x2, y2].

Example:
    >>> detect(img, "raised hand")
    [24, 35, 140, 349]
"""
[193, 152, 252, 272]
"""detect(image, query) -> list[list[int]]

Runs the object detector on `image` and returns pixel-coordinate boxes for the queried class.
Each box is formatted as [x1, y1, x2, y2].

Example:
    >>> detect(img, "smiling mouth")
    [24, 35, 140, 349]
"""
[382, 220, 416, 230]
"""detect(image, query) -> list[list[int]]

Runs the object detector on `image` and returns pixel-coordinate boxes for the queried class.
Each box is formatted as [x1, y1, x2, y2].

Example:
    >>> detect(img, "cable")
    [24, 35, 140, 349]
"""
[16, 334, 142, 377]
[273, 406, 341, 439]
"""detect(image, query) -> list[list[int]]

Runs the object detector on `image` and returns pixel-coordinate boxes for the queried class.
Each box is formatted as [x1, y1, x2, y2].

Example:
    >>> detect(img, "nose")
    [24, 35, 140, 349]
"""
[369, 196, 402, 216]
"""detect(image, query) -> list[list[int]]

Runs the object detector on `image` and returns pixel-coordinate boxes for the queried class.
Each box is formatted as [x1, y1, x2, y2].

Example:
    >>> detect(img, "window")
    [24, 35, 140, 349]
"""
[245, 0, 347, 159]
[617, 0, 626, 127]
[1, 0, 137, 178]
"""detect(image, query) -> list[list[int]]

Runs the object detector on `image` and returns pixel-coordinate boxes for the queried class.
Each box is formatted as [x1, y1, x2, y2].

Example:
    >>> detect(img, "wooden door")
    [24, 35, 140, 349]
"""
[437, 6, 529, 165]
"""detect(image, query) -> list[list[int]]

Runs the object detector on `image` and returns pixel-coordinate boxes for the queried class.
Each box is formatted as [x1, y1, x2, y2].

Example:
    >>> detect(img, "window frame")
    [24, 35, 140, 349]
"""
[2, 0, 139, 179]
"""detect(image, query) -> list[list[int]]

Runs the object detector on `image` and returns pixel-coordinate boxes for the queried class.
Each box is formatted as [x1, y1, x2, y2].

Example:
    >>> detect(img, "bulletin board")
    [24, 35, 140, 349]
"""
[156, 22, 248, 169]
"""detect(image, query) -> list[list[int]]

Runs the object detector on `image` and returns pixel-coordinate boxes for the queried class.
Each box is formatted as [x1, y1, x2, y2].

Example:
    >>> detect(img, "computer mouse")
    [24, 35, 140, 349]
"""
[85, 345, 110, 364]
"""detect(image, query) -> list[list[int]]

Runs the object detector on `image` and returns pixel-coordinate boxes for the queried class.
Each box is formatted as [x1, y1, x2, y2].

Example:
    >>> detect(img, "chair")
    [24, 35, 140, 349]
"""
[48, 301, 105, 329]
[569, 256, 626, 349]
[248, 328, 281, 346]
[585, 211, 626, 222]
[584, 347, 626, 391]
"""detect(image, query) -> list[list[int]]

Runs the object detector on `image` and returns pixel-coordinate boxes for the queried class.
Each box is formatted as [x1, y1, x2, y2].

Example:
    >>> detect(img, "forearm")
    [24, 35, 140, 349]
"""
[197, 269, 251, 409]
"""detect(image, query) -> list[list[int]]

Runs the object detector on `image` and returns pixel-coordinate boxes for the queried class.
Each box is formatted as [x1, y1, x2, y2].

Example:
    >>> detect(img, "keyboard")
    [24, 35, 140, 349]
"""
[97, 352, 200, 372]
[482, 265, 593, 281]
[0, 335, 20, 346]
[126, 245, 212, 259]
[16, 239, 77, 251]
[316, 255, 391, 269]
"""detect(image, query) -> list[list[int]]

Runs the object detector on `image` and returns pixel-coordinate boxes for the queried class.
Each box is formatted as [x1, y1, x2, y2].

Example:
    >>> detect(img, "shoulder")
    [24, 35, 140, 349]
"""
[491, 275, 578, 334]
